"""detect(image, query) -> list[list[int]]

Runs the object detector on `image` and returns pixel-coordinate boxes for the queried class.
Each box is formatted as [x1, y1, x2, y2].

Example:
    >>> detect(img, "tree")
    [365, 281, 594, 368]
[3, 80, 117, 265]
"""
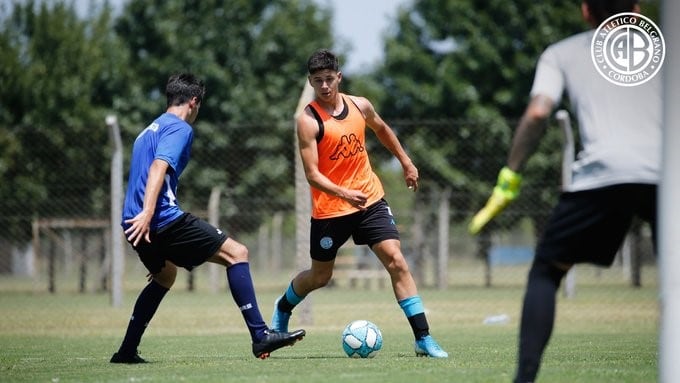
[0, 0, 131, 242]
[359, 0, 587, 232]
[113, 0, 334, 233]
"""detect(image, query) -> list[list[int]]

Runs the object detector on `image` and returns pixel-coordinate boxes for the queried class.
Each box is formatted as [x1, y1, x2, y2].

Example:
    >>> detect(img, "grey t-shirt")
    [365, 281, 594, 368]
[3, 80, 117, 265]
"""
[530, 30, 661, 192]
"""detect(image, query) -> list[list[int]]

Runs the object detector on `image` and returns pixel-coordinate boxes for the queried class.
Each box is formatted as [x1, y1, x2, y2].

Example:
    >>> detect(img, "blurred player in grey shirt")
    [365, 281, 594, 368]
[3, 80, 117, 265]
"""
[468, 1, 661, 381]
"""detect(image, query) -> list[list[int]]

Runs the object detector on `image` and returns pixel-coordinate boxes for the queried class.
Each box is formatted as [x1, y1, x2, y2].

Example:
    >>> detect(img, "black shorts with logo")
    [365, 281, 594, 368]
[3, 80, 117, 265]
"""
[130, 213, 228, 274]
[310, 199, 400, 262]
[535, 183, 656, 267]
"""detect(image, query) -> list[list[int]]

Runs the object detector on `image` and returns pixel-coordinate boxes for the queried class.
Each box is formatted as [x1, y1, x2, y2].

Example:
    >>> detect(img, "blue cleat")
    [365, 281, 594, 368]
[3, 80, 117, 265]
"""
[271, 297, 291, 332]
[415, 335, 448, 358]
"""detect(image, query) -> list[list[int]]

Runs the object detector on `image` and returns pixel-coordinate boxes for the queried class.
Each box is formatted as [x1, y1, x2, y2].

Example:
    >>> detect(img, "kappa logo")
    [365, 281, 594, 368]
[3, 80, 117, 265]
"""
[329, 134, 364, 160]
[591, 12, 665, 87]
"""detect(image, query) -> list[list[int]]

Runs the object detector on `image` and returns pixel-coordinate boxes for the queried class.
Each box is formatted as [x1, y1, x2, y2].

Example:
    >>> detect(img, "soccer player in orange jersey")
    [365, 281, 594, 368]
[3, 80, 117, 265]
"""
[271, 49, 447, 358]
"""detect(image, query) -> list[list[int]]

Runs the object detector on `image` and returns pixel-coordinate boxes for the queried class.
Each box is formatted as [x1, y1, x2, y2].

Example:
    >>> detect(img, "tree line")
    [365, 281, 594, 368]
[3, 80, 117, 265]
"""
[0, 0, 659, 244]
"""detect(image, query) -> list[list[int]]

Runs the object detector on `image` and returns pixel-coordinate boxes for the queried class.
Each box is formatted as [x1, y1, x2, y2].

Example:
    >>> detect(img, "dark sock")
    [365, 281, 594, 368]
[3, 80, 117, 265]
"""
[226, 262, 268, 342]
[407, 313, 430, 340]
[118, 280, 169, 355]
[276, 282, 304, 313]
[277, 295, 295, 313]
[514, 259, 566, 383]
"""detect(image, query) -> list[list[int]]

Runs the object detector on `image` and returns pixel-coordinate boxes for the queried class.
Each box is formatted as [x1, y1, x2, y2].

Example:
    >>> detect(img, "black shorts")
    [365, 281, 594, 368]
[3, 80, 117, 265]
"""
[310, 199, 400, 262]
[130, 213, 228, 274]
[535, 183, 656, 267]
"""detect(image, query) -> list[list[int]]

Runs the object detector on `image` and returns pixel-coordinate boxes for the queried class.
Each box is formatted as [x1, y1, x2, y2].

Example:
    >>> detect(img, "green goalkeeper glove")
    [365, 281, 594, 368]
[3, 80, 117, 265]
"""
[468, 167, 522, 235]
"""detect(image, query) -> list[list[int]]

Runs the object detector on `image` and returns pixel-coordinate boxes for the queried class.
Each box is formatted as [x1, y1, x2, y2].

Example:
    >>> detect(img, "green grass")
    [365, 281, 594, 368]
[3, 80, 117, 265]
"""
[0, 277, 658, 383]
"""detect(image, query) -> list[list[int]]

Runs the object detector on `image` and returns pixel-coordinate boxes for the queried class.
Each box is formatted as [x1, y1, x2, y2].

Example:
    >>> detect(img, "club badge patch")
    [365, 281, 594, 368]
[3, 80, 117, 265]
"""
[320, 236, 333, 250]
[591, 12, 665, 87]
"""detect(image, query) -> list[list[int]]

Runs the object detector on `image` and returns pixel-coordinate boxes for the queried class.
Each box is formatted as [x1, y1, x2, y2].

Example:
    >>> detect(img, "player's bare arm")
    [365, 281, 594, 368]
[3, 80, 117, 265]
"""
[297, 108, 368, 208]
[124, 159, 169, 246]
[351, 95, 419, 191]
[507, 94, 554, 172]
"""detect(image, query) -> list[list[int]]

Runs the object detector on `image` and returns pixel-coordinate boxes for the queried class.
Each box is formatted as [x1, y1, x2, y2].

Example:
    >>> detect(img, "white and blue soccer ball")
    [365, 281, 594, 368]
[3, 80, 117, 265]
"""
[341, 320, 383, 358]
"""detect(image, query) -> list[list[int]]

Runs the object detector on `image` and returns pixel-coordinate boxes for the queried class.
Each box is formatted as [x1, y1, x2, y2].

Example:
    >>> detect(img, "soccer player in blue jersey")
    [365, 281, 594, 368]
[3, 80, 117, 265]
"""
[110, 73, 305, 363]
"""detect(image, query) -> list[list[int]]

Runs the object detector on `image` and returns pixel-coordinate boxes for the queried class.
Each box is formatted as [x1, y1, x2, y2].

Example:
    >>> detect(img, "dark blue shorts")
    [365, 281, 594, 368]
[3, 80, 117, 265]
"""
[310, 199, 400, 262]
[130, 213, 228, 274]
[535, 183, 656, 266]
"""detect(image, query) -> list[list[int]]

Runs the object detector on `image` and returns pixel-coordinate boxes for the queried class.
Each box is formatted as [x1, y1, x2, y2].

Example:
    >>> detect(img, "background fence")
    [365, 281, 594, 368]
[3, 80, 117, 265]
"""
[0, 116, 657, 319]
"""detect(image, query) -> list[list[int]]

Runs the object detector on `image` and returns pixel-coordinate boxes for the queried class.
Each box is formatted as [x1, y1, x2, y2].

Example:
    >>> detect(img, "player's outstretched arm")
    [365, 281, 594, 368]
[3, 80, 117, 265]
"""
[352, 95, 419, 191]
[469, 95, 553, 235]
[468, 167, 522, 234]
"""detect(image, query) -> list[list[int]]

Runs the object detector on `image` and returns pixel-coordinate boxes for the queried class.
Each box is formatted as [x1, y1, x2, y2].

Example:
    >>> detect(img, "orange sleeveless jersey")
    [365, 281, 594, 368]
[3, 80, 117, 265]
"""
[308, 94, 385, 219]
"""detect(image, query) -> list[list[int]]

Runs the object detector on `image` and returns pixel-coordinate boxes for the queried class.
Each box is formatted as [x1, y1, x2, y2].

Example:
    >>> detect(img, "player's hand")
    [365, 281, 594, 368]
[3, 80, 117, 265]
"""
[468, 167, 522, 235]
[341, 189, 368, 210]
[403, 162, 419, 191]
[124, 210, 153, 246]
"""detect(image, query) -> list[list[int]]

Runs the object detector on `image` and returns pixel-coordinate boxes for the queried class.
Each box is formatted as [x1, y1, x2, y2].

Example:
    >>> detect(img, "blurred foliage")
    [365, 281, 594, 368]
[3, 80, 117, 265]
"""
[0, 0, 334, 239]
[0, 0, 660, 243]
[113, 0, 334, 232]
[354, 0, 587, 231]
[0, 0, 129, 241]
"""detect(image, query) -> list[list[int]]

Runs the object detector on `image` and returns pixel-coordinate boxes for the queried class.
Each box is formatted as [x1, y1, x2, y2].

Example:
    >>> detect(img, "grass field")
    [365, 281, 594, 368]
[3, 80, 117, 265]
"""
[0, 269, 658, 383]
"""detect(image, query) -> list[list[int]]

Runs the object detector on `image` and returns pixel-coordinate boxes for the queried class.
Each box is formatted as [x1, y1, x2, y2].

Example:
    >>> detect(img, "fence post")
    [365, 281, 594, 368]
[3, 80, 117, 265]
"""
[410, 197, 426, 285]
[48, 239, 55, 293]
[271, 212, 283, 272]
[79, 233, 87, 293]
[208, 187, 222, 293]
[478, 232, 492, 288]
[257, 222, 270, 272]
[294, 80, 314, 325]
[556, 110, 576, 298]
[100, 228, 109, 291]
[107, 115, 124, 307]
[437, 187, 450, 290]
[660, 0, 680, 377]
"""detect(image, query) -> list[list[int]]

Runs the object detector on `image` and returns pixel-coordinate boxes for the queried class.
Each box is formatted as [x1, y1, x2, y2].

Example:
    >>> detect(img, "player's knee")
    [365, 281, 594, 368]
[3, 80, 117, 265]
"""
[311, 270, 333, 288]
[383, 254, 409, 275]
[153, 263, 177, 288]
[315, 274, 333, 288]
[529, 257, 568, 288]
[230, 242, 249, 263]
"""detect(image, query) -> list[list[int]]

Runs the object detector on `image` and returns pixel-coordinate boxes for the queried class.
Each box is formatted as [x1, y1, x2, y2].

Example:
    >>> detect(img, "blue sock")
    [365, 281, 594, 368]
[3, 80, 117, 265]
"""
[285, 283, 304, 305]
[399, 295, 430, 340]
[398, 295, 425, 316]
[226, 263, 268, 342]
[118, 280, 168, 354]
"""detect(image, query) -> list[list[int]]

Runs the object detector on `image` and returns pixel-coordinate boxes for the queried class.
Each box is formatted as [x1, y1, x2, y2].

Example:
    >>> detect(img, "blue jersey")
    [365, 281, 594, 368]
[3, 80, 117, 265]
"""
[122, 112, 193, 231]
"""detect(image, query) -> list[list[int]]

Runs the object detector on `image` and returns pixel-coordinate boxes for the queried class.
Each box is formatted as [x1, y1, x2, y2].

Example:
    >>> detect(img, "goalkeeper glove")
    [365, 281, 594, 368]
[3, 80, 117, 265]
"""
[468, 167, 522, 235]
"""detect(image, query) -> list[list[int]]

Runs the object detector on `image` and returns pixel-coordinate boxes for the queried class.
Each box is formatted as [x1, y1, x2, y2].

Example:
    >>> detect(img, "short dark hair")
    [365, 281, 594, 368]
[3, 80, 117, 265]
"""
[584, 0, 639, 25]
[307, 49, 339, 75]
[166, 73, 205, 108]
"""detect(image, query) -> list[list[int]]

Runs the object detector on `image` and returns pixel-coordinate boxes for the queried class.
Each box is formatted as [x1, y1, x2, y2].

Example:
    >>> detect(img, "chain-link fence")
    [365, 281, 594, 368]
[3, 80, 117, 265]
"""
[0, 117, 656, 308]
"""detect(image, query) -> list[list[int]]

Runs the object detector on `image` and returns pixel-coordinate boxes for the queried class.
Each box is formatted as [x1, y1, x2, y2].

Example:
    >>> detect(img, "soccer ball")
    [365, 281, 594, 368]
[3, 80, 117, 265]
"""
[341, 320, 383, 358]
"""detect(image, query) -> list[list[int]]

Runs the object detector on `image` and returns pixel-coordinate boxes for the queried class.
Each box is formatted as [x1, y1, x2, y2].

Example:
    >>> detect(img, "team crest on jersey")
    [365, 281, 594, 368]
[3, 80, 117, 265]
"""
[320, 236, 334, 249]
